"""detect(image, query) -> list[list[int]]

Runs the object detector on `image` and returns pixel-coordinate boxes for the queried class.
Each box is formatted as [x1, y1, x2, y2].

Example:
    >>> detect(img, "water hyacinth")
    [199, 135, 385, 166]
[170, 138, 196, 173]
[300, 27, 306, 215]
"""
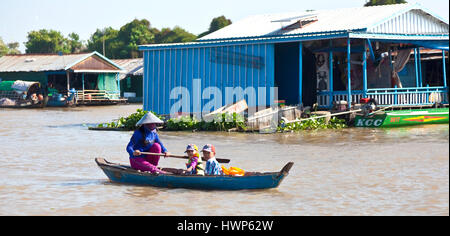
[277, 116, 347, 132]
[94, 109, 347, 132]
[166, 112, 247, 131]
[96, 109, 160, 130]
[165, 116, 199, 131]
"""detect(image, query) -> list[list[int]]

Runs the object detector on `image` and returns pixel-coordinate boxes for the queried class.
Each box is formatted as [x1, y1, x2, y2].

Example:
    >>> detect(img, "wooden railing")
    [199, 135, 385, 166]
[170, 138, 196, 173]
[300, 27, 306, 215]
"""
[366, 86, 448, 106]
[318, 86, 448, 108]
[317, 90, 364, 108]
[75, 90, 121, 102]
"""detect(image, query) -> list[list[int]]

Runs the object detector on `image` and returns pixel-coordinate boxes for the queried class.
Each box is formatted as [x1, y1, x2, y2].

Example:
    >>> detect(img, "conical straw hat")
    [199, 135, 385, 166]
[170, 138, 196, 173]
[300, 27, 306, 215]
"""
[136, 112, 164, 127]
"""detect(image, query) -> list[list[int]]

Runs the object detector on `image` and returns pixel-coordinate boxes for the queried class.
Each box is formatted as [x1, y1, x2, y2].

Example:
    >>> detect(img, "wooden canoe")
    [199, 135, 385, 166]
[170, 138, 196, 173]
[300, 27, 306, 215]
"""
[354, 108, 449, 128]
[95, 158, 293, 190]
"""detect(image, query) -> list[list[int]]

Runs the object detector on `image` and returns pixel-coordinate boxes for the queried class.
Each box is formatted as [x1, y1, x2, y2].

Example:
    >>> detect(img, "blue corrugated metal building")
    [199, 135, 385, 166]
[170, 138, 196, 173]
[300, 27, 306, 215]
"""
[140, 43, 275, 115]
[139, 3, 449, 115]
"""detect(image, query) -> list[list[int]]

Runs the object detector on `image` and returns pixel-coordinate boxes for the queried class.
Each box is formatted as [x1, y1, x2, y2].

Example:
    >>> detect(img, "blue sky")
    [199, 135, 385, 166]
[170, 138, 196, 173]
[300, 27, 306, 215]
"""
[1, 0, 449, 53]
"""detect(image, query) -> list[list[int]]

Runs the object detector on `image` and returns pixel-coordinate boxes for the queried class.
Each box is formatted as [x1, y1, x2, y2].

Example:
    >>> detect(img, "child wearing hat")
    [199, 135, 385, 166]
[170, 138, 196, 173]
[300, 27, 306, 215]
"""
[184, 144, 205, 176]
[202, 144, 223, 176]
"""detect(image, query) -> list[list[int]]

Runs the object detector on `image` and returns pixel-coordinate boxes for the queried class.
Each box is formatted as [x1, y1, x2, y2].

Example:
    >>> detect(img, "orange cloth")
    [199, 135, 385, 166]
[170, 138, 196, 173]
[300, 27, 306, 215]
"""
[221, 166, 245, 176]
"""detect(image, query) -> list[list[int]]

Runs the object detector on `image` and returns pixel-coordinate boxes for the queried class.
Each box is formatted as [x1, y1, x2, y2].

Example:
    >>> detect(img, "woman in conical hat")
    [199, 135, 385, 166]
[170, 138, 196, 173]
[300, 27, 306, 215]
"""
[126, 112, 170, 174]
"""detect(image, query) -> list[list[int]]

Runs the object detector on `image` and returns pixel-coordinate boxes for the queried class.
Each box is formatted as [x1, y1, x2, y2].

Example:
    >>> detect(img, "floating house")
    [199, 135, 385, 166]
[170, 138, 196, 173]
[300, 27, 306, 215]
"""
[0, 51, 126, 106]
[113, 58, 144, 103]
[139, 4, 449, 115]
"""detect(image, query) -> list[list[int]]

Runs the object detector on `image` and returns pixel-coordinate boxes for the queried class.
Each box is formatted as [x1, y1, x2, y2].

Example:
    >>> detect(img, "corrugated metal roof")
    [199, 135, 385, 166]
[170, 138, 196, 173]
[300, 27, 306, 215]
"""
[0, 51, 123, 73]
[0, 53, 90, 72]
[139, 30, 349, 50]
[199, 3, 448, 41]
[112, 58, 143, 79]
[369, 9, 448, 34]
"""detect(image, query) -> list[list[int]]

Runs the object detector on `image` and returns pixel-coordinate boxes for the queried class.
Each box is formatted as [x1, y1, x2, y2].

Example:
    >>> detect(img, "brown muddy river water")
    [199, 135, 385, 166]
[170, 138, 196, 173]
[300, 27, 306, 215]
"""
[0, 104, 448, 215]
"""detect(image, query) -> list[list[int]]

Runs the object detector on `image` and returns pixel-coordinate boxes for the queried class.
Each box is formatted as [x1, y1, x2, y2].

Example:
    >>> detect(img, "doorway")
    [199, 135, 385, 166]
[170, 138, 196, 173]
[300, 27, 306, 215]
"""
[274, 42, 317, 107]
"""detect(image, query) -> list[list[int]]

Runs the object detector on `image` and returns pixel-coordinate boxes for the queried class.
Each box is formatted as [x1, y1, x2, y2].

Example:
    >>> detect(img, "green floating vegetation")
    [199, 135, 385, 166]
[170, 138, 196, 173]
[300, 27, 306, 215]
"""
[95, 109, 247, 132]
[94, 109, 347, 132]
[277, 116, 347, 132]
[166, 113, 247, 131]
[96, 109, 159, 130]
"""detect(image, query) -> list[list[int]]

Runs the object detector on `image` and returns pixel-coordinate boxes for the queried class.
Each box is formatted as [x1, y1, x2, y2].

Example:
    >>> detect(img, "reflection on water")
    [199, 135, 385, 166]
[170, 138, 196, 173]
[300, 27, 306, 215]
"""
[47, 123, 98, 129]
[0, 105, 448, 215]
[58, 179, 105, 187]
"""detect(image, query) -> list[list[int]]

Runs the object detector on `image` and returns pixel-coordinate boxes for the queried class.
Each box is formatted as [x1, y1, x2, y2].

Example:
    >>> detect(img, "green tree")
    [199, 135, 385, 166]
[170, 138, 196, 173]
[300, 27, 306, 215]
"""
[87, 19, 160, 59]
[117, 19, 157, 58]
[0, 37, 9, 56]
[155, 26, 197, 44]
[86, 27, 121, 58]
[67, 33, 84, 53]
[209, 16, 232, 32]
[198, 16, 232, 38]
[364, 0, 407, 6]
[86, 19, 196, 59]
[1, 38, 20, 56]
[25, 29, 70, 54]
[7, 42, 21, 55]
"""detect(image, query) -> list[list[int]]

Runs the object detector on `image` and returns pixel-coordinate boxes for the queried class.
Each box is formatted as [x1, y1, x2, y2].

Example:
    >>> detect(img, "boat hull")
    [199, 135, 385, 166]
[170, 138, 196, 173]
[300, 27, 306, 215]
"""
[354, 108, 449, 128]
[95, 158, 293, 190]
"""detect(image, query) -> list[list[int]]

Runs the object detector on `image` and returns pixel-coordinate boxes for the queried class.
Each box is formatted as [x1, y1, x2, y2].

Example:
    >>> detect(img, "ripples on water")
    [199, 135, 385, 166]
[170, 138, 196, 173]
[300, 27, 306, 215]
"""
[0, 105, 448, 215]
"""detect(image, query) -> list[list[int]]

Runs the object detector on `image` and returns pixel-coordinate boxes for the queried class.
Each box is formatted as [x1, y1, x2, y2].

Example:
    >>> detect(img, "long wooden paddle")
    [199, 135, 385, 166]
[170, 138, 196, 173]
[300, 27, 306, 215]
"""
[141, 152, 230, 164]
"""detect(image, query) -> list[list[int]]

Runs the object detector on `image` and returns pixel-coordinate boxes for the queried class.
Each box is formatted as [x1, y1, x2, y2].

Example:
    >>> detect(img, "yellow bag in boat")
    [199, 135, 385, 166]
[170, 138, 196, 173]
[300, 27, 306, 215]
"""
[222, 166, 245, 176]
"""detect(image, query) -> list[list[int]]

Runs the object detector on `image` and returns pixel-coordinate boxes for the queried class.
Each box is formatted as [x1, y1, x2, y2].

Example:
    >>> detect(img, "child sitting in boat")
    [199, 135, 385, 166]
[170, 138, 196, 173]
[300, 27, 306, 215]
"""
[183, 144, 205, 176]
[202, 144, 223, 176]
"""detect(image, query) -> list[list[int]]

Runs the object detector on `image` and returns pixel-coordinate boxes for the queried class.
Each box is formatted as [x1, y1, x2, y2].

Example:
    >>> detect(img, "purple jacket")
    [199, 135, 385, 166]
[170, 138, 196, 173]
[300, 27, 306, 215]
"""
[126, 128, 167, 158]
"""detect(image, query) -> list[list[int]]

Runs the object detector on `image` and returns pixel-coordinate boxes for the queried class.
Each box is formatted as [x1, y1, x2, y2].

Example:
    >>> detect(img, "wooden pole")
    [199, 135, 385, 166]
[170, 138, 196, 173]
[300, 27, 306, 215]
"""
[66, 71, 70, 97]
[82, 73, 85, 91]
[363, 41, 368, 98]
[140, 152, 230, 164]
[347, 37, 352, 109]
[418, 48, 423, 87]
[116, 73, 120, 99]
[299, 41, 303, 105]
[414, 48, 419, 87]
[329, 40, 334, 108]
[443, 50, 447, 88]
[284, 109, 362, 124]
[82, 73, 85, 102]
